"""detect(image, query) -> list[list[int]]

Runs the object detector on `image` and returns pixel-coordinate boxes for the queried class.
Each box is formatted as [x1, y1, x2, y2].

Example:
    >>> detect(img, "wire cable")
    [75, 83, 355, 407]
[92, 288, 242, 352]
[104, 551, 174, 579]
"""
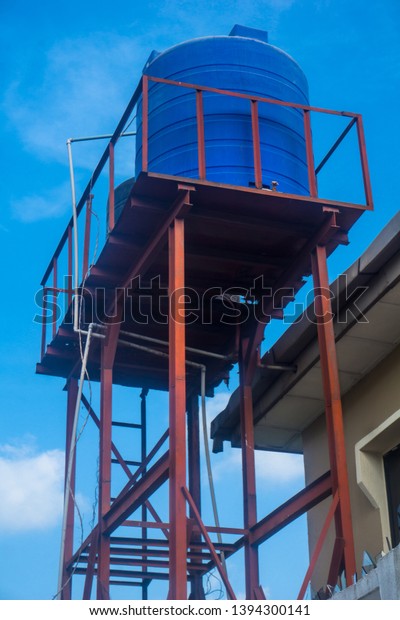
[200, 368, 228, 598]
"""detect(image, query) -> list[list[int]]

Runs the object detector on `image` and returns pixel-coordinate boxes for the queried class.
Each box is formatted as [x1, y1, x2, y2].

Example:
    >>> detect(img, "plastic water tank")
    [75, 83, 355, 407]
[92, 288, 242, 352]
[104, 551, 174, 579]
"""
[135, 25, 310, 195]
[107, 177, 135, 230]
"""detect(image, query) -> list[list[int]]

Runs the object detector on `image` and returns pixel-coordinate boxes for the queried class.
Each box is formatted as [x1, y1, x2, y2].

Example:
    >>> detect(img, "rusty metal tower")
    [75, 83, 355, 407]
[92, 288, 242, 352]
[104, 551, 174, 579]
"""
[36, 30, 372, 600]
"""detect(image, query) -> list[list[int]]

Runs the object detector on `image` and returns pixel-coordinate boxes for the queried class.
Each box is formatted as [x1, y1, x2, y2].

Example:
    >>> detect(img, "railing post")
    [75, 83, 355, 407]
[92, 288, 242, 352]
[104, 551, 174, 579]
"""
[303, 110, 318, 197]
[356, 115, 373, 209]
[41, 285, 47, 359]
[108, 143, 115, 231]
[196, 90, 206, 180]
[52, 257, 58, 339]
[142, 75, 149, 173]
[67, 225, 73, 308]
[82, 194, 93, 280]
[251, 100, 262, 189]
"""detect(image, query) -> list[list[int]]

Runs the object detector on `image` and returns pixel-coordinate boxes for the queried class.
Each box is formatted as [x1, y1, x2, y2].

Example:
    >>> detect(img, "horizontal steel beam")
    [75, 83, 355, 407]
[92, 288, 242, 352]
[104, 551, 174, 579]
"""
[249, 471, 332, 547]
[74, 567, 172, 581]
[103, 452, 169, 535]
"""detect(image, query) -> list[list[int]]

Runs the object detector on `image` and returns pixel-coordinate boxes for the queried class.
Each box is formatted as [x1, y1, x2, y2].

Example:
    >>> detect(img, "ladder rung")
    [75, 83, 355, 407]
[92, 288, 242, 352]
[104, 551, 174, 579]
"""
[110, 580, 144, 587]
[112, 421, 142, 429]
[111, 458, 141, 467]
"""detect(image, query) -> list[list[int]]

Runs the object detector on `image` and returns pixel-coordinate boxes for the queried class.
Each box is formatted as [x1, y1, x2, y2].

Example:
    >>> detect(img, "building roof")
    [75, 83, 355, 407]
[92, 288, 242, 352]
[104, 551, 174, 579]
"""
[211, 212, 400, 454]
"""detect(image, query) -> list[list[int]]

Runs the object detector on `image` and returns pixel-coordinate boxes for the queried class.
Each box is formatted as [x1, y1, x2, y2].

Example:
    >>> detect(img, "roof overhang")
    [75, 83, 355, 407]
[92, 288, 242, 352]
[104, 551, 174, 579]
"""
[211, 212, 400, 454]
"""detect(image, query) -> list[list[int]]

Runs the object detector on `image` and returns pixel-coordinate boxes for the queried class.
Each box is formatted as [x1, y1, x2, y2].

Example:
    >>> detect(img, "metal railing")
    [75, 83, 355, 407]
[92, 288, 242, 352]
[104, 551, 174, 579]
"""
[142, 74, 373, 206]
[39, 74, 373, 359]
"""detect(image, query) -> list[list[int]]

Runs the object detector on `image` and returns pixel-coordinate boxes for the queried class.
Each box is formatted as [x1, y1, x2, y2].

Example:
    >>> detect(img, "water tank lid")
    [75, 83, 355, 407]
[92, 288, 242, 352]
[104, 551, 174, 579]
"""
[229, 24, 269, 43]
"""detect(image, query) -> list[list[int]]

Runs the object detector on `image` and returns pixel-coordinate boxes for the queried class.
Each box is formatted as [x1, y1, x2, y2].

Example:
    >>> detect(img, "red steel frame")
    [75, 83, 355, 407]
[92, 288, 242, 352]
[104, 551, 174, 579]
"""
[39, 73, 372, 338]
[38, 74, 373, 600]
[239, 334, 260, 598]
[310, 245, 357, 586]
[168, 215, 188, 599]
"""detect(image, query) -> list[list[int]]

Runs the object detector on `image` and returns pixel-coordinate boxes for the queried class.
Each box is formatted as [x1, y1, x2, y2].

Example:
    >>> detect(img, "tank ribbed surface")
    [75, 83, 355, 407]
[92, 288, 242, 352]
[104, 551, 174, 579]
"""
[135, 27, 310, 195]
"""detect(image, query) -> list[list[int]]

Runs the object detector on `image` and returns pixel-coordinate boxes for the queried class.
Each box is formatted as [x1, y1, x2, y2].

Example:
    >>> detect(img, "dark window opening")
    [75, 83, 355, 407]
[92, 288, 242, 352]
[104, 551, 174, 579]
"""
[384, 444, 400, 548]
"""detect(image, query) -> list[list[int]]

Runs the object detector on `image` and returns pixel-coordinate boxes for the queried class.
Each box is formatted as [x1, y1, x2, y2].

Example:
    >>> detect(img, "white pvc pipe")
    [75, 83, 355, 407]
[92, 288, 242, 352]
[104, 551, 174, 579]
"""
[65, 138, 227, 597]
[119, 329, 230, 361]
[57, 323, 94, 599]
[67, 138, 105, 339]
[67, 139, 81, 335]
[200, 367, 228, 584]
[70, 131, 136, 143]
[57, 141, 106, 598]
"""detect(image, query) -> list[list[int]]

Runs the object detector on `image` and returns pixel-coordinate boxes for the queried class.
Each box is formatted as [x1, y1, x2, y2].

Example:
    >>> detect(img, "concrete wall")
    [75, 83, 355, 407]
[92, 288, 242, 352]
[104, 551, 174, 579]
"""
[302, 343, 400, 593]
[332, 544, 400, 600]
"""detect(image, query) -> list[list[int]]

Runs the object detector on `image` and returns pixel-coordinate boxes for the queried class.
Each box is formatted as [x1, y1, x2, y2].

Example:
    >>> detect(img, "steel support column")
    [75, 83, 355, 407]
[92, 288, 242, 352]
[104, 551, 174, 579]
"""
[83, 526, 99, 600]
[187, 394, 205, 599]
[168, 217, 188, 599]
[311, 244, 356, 586]
[239, 335, 260, 599]
[61, 377, 79, 599]
[140, 388, 149, 600]
[97, 320, 121, 599]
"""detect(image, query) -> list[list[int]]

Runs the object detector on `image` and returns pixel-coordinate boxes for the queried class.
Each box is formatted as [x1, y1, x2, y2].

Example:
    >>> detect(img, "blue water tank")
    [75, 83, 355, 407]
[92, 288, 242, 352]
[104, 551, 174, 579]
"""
[107, 177, 135, 230]
[135, 25, 310, 195]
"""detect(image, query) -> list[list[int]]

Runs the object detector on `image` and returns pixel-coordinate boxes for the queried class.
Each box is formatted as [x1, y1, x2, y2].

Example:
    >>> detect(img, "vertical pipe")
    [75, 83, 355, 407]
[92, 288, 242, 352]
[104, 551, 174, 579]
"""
[199, 366, 227, 579]
[82, 195, 93, 280]
[356, 115, 373, 209]
[251, 100, 262, 190]
[311, 245, 356, 586]
[140, 388, 149, 600]
[239, 336, 259, 599]
[67, 138, 80, 334]
[67, 226, 73, 308]
[187, 394, 205, 599]
[303, 110, 317, 197]
[52, 257, 58, 339]
[196, 90, 206, 180]
[142, 75, 149, 173]
[57, 324, 94, 599]
[168, 217, 188, 600]
[61, 377, 79, 599]
[108, 144, 115, 232]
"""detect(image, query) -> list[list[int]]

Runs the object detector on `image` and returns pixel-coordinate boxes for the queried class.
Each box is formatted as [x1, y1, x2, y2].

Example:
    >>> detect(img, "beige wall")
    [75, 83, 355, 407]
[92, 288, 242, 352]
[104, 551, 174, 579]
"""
[302, 343, 400, 591]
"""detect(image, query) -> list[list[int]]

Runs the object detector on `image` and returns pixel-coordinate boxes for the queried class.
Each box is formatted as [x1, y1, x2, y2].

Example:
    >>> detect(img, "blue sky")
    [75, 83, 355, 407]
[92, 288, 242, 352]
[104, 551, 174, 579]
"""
[0, 0, 399, 602]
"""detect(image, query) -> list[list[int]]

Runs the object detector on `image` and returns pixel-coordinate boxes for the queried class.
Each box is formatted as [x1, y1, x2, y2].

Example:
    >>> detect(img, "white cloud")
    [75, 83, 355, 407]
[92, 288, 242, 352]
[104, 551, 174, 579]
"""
[0, 442, 64, 532]
[3, 33, 146, 169]
[4, 2, 305, 225]
[11, 181, 72, 222]
[152, 0, 295, 39]
[212, 445, 303, 485]
[255, 450, 304, 483]
[206, 390, 304, 485]
[206, 391, 231, 426]
[3, 2, 296, 170]
[3, 8, 298, 222]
